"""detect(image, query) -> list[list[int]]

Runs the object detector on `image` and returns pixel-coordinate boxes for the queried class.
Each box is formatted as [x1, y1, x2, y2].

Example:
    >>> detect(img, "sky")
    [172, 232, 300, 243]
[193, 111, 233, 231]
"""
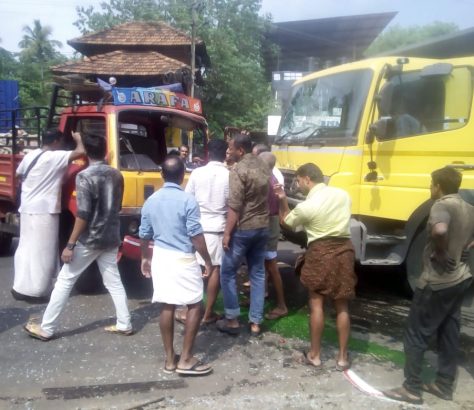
[0, 0, 473, 55]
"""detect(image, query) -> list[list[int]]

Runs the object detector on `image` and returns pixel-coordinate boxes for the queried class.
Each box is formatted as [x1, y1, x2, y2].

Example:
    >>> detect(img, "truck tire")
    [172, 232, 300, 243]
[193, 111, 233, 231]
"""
[74, 262, 105, 294]
[0, 233, 13, 256]
[405, 228, 427, 294]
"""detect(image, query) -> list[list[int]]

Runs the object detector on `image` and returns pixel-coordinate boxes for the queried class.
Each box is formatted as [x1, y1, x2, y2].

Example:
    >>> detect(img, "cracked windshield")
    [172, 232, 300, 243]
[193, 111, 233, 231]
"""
[277, 69, 373, 145]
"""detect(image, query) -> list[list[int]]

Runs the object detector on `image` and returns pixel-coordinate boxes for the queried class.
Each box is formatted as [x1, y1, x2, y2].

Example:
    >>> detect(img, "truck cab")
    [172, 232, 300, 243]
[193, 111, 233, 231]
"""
[273, 56, 474, 289]
[0, 85, 208, 269]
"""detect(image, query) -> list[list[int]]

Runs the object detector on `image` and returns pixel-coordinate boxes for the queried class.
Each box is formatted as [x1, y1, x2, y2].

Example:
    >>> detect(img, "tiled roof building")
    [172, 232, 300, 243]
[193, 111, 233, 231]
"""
[52, 21, 209, 92]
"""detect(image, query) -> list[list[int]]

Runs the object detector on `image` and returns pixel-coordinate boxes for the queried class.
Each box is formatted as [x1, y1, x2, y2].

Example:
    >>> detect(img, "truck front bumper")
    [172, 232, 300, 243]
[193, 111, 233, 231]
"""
[121, 235, 153, 261]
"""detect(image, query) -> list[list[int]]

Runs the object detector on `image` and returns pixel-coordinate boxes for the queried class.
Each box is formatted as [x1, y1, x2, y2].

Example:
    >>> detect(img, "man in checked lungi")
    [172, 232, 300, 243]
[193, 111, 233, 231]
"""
[274, 163, 357, 371]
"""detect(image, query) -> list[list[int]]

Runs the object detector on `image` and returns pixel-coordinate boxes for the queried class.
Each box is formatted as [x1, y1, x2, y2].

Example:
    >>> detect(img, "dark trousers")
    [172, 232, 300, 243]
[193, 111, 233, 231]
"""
[403, 277, 472, 395]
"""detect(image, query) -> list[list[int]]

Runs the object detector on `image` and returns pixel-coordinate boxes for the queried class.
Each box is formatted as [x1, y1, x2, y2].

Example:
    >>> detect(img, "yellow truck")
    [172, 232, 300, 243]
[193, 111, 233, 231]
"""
[272, 56, 474, 290]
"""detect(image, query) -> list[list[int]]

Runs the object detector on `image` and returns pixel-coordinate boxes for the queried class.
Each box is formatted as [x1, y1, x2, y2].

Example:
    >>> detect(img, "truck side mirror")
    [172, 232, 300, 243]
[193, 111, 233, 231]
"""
[367, 117, 392, 142]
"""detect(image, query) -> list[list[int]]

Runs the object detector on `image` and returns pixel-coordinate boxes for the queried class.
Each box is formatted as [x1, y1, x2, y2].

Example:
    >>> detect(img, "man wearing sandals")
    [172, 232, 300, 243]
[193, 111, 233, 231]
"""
[274, 163, 356, 371]
[24, 133, 132, 340]
[384, 167, 474, 405]
[175, 139, 229, 326]
[258, 151, 288, 321]
[140, 156, 213, 376]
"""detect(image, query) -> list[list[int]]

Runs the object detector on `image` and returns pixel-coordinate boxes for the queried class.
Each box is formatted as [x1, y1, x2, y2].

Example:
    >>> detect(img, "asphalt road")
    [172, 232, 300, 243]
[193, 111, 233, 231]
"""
[1, 240, 473, 409]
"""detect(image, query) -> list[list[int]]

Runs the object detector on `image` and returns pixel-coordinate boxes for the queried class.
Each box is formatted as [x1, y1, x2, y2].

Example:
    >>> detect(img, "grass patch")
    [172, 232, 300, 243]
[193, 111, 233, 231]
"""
[211, 294, 405, 367]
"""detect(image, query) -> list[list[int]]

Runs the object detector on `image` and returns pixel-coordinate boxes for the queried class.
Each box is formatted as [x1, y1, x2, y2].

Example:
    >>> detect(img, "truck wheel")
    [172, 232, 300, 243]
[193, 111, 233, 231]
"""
[405, 229, 427, 294]
[0, 233, 13, 256]
[74, 262, 105, 294]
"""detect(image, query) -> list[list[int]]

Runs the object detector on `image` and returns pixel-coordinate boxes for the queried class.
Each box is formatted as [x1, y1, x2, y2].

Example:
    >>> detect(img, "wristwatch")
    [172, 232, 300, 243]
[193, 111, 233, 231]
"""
[66, 242, 76, 251]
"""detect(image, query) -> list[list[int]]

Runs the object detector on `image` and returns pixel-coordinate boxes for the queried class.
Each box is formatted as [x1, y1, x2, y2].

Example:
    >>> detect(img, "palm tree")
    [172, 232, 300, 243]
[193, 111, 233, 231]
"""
[18, 20, 62, 95]
[19, 20, 62, 64]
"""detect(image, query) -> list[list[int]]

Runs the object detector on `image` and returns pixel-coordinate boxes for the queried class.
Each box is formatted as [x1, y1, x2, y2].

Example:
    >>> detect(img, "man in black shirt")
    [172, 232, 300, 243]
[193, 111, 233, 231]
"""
[24, 133, 132, 340]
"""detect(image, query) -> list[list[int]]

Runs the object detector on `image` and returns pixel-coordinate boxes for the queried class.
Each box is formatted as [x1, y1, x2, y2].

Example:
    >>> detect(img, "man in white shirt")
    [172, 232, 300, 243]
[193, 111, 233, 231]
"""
[12, 129, 84, 302]
[175, 139, 229, 324]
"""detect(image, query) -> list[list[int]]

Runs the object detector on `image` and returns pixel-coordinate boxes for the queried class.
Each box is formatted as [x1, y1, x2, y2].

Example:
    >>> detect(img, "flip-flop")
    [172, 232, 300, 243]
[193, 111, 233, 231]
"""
[264, 309, 288, 320]
[24, 322, 53, 341]
[163, 354, 180, 374]
[335, 361, 351, 372]
[303, 351, 322, 369]
[383, 387, 423, 405]
[201, 313, 221, 326]
[176, 360, 212, 376]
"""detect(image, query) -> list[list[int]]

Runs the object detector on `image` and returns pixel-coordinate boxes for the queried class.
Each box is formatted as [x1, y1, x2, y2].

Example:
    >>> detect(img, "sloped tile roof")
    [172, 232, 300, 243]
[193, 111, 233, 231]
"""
[51, 50, 189, 76]
[68, 21, 201, 48]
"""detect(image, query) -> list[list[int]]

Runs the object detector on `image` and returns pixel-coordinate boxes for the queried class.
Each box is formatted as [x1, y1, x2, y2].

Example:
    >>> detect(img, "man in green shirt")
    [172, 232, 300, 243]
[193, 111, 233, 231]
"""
[275, 163, 357, 371]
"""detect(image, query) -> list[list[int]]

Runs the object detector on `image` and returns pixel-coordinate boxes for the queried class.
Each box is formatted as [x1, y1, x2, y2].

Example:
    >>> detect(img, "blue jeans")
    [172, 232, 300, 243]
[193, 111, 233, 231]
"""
[220, 227, 268, 324]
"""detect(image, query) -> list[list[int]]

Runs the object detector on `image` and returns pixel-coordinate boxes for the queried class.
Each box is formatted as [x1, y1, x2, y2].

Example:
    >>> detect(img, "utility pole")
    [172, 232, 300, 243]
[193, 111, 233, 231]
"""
[190, 1, 197, 98]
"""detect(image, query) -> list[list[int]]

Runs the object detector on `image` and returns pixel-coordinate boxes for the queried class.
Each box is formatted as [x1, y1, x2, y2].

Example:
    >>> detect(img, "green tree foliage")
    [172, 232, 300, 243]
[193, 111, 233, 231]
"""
[365, 22, 459, 56]
[74, 0, 273, 135]
[0, 48, 19, 79]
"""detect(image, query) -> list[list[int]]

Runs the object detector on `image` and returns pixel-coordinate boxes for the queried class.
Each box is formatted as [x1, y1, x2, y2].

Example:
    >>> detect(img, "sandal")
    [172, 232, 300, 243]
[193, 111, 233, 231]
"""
[335, 361, 351, 372]
[265, 309, 288, 320]
[104, 325, 134, 336]
[201, 313, 221, 326]
[176, 360, 212, 376]
[163, 354, 180, 374]
[335, 354, 351, 371]
[24, 322, 53, 341]
[383, 386, 423, 405]
[216, 319, 240, 336]
[304, 351, 322, 369]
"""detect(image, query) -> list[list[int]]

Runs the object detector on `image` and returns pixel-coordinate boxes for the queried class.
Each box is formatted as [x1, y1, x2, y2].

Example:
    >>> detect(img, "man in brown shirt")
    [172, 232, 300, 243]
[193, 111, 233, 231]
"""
[384, 167, 474, 405]
[217, 133, 270, 336]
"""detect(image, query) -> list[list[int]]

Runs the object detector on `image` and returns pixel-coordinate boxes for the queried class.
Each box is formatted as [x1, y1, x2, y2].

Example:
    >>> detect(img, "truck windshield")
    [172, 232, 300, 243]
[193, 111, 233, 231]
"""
[276, 69, 372, 145]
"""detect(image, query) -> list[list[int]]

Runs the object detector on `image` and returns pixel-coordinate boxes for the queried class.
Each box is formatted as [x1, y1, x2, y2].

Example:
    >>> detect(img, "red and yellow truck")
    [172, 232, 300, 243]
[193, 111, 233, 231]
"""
[0, 84, 208, 289]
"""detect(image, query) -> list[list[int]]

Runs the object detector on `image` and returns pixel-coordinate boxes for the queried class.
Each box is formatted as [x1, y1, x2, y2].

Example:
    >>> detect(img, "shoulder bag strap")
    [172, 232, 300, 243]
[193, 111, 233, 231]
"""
[20, 150, 47, 182]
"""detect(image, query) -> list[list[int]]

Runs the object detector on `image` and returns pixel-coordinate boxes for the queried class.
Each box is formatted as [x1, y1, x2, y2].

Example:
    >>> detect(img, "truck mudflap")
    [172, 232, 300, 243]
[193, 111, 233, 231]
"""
[121, 235, 153, 261]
